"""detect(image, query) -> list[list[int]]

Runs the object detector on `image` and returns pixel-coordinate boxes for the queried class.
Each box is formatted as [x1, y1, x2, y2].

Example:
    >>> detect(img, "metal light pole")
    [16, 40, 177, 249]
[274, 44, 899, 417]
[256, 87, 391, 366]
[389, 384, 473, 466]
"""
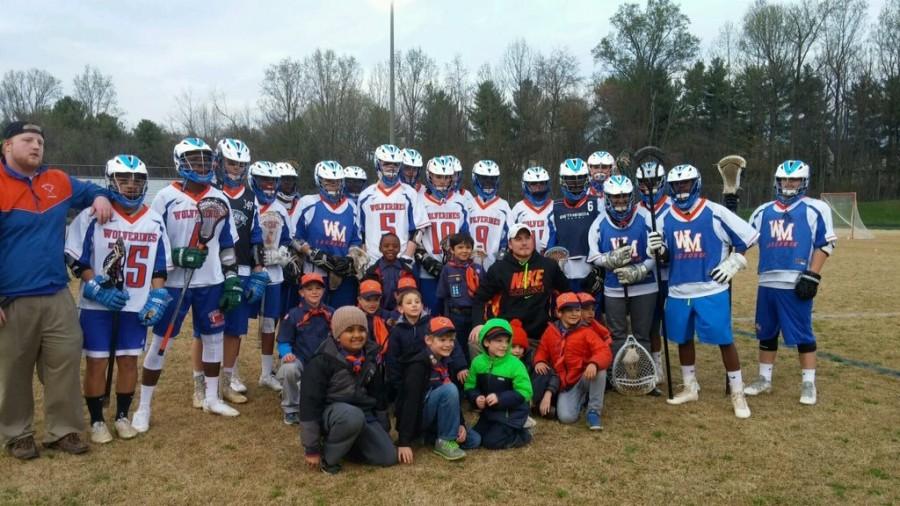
[389, 0, 396, 144]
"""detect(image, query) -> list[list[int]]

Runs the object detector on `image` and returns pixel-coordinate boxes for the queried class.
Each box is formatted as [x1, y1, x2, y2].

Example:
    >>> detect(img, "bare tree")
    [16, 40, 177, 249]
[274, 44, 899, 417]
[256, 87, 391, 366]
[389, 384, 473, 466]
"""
[72, 65, 118, 117]
[537, 48, 581, 161]
[169, 89, 222, 141]
[872, 0, 900, 81]
[0, 68, 62, 120]
[501, 39, 537, 95]
[367, 60, 391, 109]
[443, 54, 473, 114]
[396, 47, 437, 145]
[785, 0, 833, 150]
[259, 58, 305, 127]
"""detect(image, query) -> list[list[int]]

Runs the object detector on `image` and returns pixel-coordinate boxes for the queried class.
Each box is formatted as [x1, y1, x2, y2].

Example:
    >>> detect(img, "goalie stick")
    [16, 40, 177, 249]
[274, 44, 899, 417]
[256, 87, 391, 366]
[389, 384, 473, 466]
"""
[158, 197, 230, 356]
[631, 146, 674, 399]
[611, 334, 659, 396]
[101, 237, 127, 407]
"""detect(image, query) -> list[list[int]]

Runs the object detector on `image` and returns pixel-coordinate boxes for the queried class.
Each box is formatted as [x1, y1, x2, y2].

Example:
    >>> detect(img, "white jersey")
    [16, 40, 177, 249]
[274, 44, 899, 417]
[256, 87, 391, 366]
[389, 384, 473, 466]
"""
[65, 205, 173, 312]
[151, 183, 239, 288]
[468, 196, 511, 271]
[282, 197, 303, 241]
[511, 200, 554, 253]
[419, 192, 470, 279]
[358, 182, 427, 262]
[255, 199, 292, 284]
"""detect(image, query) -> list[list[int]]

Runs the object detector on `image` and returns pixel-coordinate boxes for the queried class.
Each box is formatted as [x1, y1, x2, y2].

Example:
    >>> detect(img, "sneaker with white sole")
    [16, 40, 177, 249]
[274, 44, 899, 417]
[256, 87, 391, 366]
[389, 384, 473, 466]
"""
[731, 390, 751, 419]
[202, 398, 240, 417]
[131, 408, 150, 433]
[222, 373, 248, 404]
[524, 416, 537, 429]
[259, 374, 283, 392]
[433, 439, 466, 461]
[114, 417, 138, 440]
[743, 376, 773, 396]
[90, 421, 113, 444]
[192, 376, 205, 409]
[799, 381, 817, 405]
[666, 379, 700, 405]
[230, 372, 248, 394]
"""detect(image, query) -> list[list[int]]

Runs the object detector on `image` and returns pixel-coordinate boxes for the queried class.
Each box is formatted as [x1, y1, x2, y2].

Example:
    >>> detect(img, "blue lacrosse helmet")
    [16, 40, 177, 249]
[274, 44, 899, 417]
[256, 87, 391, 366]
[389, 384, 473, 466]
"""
[106, 154, 148, 209]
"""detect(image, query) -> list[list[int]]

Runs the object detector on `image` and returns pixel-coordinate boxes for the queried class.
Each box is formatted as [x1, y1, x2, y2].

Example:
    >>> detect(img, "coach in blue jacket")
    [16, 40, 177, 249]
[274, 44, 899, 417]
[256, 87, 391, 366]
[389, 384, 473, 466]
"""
[0, 121, 111, 460]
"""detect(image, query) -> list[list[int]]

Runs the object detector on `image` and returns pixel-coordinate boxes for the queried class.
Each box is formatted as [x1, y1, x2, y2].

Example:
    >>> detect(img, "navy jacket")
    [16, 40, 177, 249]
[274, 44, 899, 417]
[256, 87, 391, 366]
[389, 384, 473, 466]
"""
[276, 301, 334, 364]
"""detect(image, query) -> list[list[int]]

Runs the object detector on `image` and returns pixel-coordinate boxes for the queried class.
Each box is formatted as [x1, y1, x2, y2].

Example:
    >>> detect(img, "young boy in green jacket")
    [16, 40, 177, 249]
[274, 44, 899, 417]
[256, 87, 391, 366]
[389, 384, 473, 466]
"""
[464, 318, 533, 449]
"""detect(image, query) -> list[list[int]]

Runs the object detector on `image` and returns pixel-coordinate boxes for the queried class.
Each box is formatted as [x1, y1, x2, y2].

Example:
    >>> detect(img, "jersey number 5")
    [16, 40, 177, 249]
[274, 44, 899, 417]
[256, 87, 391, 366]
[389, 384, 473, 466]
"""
[125, 245, 149, 288]
[380, 214, 396, 236]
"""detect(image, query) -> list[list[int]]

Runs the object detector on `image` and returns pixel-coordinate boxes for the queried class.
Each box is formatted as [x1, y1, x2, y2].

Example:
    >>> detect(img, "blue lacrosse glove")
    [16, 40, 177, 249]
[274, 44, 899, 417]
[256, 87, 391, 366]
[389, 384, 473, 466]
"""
[245, 270, 270, 304]
[139, 288, 173, 327]
[83, 275, 130, 311]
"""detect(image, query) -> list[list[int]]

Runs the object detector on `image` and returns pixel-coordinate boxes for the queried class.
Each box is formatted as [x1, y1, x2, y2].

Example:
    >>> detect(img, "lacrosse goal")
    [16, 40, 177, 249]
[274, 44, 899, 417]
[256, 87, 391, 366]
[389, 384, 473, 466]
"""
[820, 192, 874, 239]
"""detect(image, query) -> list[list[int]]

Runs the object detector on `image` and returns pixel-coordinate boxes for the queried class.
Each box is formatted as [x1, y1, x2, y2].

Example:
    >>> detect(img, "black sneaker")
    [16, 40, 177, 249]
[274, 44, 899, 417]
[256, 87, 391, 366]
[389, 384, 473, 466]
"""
[43, 433, 89, 455]
[321, 461, 342, 475]
[283, 412, 300, 426]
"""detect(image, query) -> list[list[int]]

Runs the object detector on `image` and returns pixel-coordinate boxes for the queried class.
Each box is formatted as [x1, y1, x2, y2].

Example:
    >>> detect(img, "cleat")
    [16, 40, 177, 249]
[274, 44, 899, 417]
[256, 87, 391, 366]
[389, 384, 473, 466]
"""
[731, 390, 751, 419]
[6, 435, 39, 460]
[90, 422, 113, 444]
[283, 412, 300, 425]
[222, 373, 248, 404]
[667, 379, 700, 405]
[43, 433, 89, 455]
[743, 376, 772, 396]
[202, 398, 240, 417]
[132, 408, 151, 433]
[192, 376, 205, 409]
[114, 417, 138, 440]
[432, 439, 466, 461]
[259, 374, 283, 392]
[799, 381, 817, 405]
[230, 372, 248, 394]
[586, 410, 603, 431]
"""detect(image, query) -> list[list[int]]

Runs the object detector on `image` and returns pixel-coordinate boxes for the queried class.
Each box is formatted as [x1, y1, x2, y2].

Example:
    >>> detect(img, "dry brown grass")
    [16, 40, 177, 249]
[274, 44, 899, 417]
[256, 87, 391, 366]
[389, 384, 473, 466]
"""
[3, 232, 900, 505]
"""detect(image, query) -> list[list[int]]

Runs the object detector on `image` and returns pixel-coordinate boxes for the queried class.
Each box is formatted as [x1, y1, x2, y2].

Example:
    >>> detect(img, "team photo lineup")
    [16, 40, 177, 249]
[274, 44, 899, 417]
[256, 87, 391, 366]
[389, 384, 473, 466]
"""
[1, 122, 838, 473]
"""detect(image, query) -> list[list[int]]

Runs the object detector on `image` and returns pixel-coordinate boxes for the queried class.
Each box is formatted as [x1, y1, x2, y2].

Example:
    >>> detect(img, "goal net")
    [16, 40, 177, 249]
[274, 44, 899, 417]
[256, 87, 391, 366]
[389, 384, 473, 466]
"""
[820, 192, 874, 239]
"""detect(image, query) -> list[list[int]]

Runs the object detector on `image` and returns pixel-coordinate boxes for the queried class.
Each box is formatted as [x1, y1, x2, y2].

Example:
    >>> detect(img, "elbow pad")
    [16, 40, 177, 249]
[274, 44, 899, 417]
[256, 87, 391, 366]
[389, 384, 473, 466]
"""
[220, 247, 238, 276]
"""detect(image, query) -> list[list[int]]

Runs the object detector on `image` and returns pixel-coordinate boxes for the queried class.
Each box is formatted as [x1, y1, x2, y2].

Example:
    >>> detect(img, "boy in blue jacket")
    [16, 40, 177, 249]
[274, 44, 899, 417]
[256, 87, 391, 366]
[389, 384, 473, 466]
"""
[435, 232, 484, 365]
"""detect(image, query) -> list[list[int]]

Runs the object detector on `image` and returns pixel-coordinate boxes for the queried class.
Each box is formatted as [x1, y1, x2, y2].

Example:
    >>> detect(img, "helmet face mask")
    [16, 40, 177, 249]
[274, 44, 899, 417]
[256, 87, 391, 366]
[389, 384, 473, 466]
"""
[215, 138, 251, 187]
[375, 144, 403, 186]
[522, 166, 551, 205]
[603, 175, 636, 225]
[636, 161, 666, 205]
[248, 161, 280, 204]
[666, 164, 702, 211]
[425, 157, 454, 200]
[472, 160, 501, 200]
[587, 151, 615, 190]
[106, 155, 149, 209]
[222, 158, 248, 188]
[559, 158, 589, 201]
[342, 165, 367, 199]
[315, 161, 345, 203]
[774, 160, 810, 204]
[400, 148, 423, 186]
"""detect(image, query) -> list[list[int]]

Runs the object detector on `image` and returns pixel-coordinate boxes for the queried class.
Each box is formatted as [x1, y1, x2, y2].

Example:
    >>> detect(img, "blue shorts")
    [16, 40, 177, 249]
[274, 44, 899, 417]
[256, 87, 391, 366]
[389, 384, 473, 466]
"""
[80, 309, 147, 358]
[281, 280, 300, 318]
[152, 284, 225, 338]
[755, 286, 815, 346]
[249, 283, 282, 320]
[223, 276, 253, 336]
[665, 290, 733, 345]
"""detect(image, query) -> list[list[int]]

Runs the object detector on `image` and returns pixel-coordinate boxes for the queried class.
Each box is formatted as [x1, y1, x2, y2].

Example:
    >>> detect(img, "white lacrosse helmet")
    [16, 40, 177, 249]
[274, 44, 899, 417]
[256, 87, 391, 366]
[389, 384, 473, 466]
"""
[522, 166, 551, 206]
[635, 160, 667, 205]
[472, 160, 500, 200]
[587, 150, 615, 192]
[248, 161, 280, 205]
[774, 160, 810, 204]
[343, 165, 367, 200]
[603, 175, 636, 226]
[445, 154, 463, 191]
[174, 137, 214, 185]
[106, 154, 148, 208]
[215, 138, 251, 188]
[315, 160, 345, 203]
[425, 156, 455, 200]
[666, 164, 702, 211]
[275, 162, 299, 202]
[400, 148, 423, 187]
[374, 144, 403, 186]
[559, 158, 589, 201]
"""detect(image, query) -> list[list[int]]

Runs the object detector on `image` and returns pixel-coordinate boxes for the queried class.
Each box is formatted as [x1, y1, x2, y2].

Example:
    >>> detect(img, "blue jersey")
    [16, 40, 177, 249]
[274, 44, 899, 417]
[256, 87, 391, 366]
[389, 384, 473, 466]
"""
[587, 207, 657, 297]
[750, 197, 836, 289]
[548, 196, 602, 279]
[296, 196, 361, 277]
[658, 199, 758, 298]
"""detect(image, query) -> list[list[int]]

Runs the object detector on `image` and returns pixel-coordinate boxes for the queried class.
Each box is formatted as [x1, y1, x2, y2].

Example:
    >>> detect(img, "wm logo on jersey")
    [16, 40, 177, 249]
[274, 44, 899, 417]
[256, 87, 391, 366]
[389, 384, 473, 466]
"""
[674, 230, 702, 252]
[610, 237, 637, 257]
[323, 220, 347, 243]
[769, 219, 794, 242]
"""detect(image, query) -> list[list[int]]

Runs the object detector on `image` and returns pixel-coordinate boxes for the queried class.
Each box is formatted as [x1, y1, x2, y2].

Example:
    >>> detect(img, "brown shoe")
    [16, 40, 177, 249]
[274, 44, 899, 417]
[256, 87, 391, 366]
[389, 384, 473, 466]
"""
[43, 433, 89, 455]
[7, 435, 39, 460]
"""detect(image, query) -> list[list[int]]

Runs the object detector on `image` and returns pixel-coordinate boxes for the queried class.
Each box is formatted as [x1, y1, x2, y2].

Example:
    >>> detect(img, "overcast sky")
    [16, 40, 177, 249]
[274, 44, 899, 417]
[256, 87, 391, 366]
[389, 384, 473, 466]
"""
[1, 0, 887, 128]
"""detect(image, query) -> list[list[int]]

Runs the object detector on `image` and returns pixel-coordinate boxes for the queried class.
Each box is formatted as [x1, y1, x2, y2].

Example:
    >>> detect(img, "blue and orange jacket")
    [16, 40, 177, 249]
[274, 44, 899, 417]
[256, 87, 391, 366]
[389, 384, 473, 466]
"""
[0, 160, 106, 297]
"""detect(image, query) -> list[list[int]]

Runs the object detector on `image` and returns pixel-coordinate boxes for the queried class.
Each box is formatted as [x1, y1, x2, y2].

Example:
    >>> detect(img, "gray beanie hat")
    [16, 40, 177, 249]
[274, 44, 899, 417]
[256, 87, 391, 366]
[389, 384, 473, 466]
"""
[331, 306, 368, 338]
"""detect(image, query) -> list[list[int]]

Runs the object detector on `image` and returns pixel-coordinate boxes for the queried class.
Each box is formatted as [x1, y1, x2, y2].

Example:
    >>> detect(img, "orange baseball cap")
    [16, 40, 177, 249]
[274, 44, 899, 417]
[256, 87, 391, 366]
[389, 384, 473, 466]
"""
[396, 276, 418, 292]
[556, 292, 581, 311]
[359, 280, 383, 298]
[300, 272, 325, 287]
[577, 292, 596, 305]
[428, 316, 456, 336]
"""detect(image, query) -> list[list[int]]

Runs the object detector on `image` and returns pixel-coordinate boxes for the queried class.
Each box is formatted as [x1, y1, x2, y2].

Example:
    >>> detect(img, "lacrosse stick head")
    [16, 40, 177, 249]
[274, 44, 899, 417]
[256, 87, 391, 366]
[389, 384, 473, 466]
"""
[717, 155, 746, 194]
[611, 335, 658, 396]
[258, 210, 283, 250]
[101, 238, 126, 289]
[543, 246, 570, 270]
[195, 197, 230, 247]
[347, 246, 369, 281]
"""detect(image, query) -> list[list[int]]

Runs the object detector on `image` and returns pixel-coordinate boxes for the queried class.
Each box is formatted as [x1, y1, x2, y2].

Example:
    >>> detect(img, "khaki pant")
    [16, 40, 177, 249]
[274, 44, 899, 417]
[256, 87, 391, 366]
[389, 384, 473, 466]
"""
[0, 290, 85, 445]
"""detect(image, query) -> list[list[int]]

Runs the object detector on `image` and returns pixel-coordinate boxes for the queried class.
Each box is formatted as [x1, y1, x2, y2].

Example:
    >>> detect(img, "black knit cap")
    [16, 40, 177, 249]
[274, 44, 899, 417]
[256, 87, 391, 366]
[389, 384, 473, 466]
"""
[3, 121, 44, 140]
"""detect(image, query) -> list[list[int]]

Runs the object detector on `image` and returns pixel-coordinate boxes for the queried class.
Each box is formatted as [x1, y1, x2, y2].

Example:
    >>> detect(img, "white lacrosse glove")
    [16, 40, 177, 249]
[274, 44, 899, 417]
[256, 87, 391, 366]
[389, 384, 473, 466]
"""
[263, 245, 292, 266]
[710, 252, 747, 284]
[596, 245, 633, 270]
[646, 231, 666, 257]
[614, 264, 649, 285]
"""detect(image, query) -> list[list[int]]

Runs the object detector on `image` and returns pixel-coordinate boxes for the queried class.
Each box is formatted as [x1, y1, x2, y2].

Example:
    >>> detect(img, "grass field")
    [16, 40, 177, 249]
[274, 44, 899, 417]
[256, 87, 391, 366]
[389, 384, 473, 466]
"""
[3, 231, 899, 505]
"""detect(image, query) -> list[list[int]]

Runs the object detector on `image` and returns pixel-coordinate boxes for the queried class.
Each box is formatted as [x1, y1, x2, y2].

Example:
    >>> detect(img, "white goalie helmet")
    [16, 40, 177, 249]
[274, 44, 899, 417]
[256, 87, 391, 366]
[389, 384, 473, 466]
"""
[774, 160, 810, 204]
[248, 161, 280, 205]
[472, 160, 500, 200]
[315, 160, 345, 203]
[106, 154, 148, 208]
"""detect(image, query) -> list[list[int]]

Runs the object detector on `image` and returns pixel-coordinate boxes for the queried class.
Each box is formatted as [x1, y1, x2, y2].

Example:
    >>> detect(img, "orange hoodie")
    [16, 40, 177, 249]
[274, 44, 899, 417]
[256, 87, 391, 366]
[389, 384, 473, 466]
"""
[534, 321, 612, 391]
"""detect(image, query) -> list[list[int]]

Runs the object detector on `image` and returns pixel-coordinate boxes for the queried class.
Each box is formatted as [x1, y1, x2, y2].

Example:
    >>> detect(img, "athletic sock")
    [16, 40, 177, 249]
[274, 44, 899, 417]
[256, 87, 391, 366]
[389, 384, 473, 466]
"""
[261, 354, 274, 377]
[801, 369, 815, 384]
[116, 392, 134, 421]
[681, 365, 696, 385]
[652, 351, 661, 364]
[193, 370, 203, 379]
[85, 396, 105, 424]
[205, 376, 220, 403]
[138, 384, 155, 411]
[760, 363, 774, 382]
[223, 367, 234, 376]
[727, 370, 744, 393]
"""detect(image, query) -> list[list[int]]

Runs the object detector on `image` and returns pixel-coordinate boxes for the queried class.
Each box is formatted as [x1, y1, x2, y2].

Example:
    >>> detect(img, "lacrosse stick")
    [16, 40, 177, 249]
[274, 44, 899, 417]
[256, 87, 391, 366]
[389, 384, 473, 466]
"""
[543, 246, 570, 270]
[347, 246, 370, 281]
[611, 335, 659, 396]
[101, 237, 127, 406]
[631, 146, 673, 399]
[716, 154, 747, 395]
[158, 197, 230, 356]
[258, 210, 283, 343]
